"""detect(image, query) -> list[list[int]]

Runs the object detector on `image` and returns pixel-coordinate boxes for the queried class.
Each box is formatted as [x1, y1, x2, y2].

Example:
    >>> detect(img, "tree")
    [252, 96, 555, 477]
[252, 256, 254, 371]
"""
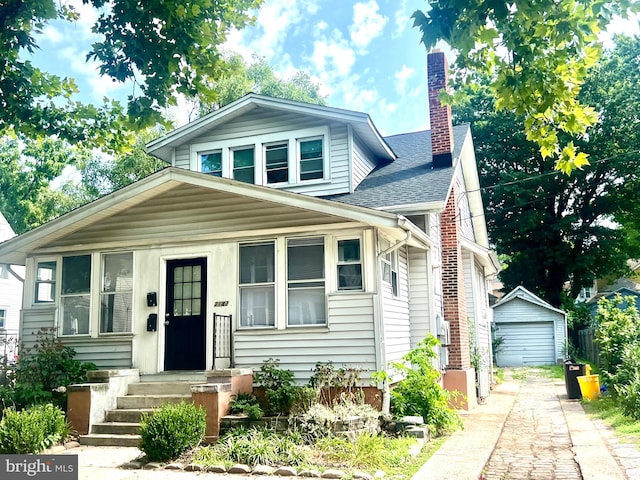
[1, 0, 262, 147]
[454, 36, 640, 307]
[413, 0, 639, 173]
[194, 54, 326, 118]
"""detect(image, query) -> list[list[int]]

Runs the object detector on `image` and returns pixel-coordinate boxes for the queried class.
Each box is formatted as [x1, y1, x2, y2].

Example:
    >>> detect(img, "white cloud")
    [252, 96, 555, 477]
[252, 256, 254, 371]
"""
[311, 33, 356, 76]
[350, 0, 388, 51]
[393, 0, 412, 38]
[394, 64, 415, 95]
[600, 14, 640, 49]
[42, 26, 64, 44]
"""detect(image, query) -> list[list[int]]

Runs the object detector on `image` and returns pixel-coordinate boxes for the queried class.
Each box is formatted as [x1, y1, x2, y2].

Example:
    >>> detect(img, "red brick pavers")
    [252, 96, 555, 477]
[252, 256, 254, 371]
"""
[483, 373, 582, 479]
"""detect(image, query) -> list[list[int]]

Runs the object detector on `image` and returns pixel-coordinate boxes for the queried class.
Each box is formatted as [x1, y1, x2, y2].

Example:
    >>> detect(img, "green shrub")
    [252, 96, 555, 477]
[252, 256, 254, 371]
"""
[389, 335, 461, 435]
[229, 393, 263, 420]
[0, 403, 68, 453]
[10, 328, 97, 409]
[139, 402, 206, 462]
[254, 359, 296, 416]
[289, 386, 317, 416]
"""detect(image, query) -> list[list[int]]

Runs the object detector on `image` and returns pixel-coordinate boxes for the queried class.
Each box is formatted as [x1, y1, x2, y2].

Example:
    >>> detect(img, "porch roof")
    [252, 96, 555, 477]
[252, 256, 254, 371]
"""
[0, 168, 431, 265]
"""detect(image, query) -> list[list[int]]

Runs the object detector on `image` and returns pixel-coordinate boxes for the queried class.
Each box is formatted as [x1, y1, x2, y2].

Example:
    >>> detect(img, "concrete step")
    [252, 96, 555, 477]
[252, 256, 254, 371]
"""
[92, 422, 140, 435]
[140, 372, 206, 383]
[128, 381, 198, 395]
[106, 408, 155, 423]
[117, 394, 192, 409]
[79, 433, 141, 447]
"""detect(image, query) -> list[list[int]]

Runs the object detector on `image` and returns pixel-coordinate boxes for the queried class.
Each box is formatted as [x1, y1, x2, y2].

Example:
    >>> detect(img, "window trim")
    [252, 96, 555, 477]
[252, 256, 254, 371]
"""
[232, 145, 256, 184]
[297, 136, 326, 182]
[33, 259, 57, 305]
[238, 241, 277, 329]
[381, 249, 399, 297]
[59, 254, 92, 337]
[190, 126, 329, 187]
[336, 237, 364, 292]
[264, 141, 290, 185]
[286, 236, 326, 327]
[200, 149, 223, 177]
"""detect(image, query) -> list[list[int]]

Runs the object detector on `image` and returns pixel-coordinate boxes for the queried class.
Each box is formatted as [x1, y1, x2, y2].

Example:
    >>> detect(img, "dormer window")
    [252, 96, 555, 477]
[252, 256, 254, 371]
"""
[201, 151, 222, 177]
[265, 143, 289, 184]
[299, 138, 323, 181]
[233, 147, 255, 184]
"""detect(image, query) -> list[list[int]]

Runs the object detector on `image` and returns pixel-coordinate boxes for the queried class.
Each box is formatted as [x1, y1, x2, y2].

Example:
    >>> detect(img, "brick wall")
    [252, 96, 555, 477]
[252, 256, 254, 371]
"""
[427, 51, 453, 163]
[441, 183, 470, 369]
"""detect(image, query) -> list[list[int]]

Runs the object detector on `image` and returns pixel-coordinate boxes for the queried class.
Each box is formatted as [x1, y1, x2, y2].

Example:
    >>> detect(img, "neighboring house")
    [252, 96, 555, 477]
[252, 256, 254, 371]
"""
[577, 259, 640, 304]
[0, 51, 497, 408]
[492, 286, 567, 367]
[0, 211, 24, 363]
[585, 287, 640, 316]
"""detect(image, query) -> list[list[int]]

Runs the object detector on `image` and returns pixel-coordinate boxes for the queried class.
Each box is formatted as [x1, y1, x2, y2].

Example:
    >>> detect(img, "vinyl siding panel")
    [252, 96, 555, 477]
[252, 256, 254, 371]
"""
[408, 247, 430, 349]
[20, 308, 55, 350]
[382, 245, 411, 371]
[46, 185, 350, 248]
[352, 135, 376, 190]
[234, 293, 376, 383]
[430, 213, 444, 319]
[456, 169, 475, 242]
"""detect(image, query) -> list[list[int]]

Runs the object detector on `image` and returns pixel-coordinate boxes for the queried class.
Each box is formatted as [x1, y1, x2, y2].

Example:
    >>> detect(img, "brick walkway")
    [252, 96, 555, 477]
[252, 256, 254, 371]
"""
[483, 373, 582, 480]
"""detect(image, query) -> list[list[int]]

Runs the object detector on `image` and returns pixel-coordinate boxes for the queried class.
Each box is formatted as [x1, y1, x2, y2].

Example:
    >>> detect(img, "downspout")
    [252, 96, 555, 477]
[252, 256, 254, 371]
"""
[377, 231, 412, 259]
[7, 265, 25, 283]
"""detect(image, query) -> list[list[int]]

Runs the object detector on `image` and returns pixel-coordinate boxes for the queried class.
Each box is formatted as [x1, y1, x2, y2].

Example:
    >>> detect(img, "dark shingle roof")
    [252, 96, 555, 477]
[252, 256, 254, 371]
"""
[325, 124, 470, 210]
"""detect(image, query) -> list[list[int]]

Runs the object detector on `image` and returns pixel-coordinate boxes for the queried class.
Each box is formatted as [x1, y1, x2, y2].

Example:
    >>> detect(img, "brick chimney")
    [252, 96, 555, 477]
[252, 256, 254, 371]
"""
[427, 50, 454, 168]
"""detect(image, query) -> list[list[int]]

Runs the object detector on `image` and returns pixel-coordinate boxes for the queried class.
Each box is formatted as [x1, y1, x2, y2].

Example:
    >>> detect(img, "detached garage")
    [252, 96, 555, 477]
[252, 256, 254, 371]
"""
[492, 286, 567, 367]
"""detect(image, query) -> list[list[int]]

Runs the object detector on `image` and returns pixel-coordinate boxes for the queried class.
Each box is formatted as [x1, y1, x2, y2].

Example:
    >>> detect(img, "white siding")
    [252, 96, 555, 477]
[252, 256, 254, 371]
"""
[430, 213, 444, 320]
[352, 135, 377, 190]
[408, 246, 430, 349]
[382, 245, 411, 370]
[234, 293, 377, 383]
[0, 214, 23, 360]
[455, 169, 475, 242]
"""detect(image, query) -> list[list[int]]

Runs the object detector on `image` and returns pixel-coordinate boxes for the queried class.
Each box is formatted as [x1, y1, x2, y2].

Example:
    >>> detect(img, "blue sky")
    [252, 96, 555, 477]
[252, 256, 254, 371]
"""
[28, 1, 640, 138]
[28, 0, 442, 136]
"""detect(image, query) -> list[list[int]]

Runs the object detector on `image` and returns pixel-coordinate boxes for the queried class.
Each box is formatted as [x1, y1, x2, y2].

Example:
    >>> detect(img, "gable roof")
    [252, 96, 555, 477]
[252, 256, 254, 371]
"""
[0, 167, 431, 265]
[147, 93, 396, 163]
[492, 285, 566, 316]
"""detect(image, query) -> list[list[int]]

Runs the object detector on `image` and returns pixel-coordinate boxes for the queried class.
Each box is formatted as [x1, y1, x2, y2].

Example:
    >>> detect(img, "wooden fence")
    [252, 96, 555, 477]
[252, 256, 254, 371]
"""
[577, 327, 600, 367]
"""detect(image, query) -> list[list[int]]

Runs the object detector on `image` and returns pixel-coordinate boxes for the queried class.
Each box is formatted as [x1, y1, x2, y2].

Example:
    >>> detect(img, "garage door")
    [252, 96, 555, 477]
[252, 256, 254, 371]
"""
[495, 321, 555, 367]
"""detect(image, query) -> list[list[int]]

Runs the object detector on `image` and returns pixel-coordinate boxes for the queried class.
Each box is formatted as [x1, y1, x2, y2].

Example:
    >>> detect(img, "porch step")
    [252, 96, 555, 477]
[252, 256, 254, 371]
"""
[79, 433, 141, 448]
[140, 372, 207, 383]
[117, 394, 191, 409]
[92, 422, 140, 435]
[128, 381, 199, 395]
[105, 408, 154, 423]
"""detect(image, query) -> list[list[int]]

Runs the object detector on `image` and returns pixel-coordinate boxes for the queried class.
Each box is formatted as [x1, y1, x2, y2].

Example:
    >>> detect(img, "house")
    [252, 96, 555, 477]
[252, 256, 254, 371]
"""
[577, 260, 640, 304]
[492, 286, 567, 367]
[0, 52, 497, 437]
[0, 211, 23, 363]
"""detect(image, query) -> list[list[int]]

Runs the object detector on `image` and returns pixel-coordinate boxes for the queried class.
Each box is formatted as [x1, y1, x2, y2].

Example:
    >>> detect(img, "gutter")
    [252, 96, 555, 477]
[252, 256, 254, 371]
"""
[396, 216, 434, 249]
[1, 263, 24, 283]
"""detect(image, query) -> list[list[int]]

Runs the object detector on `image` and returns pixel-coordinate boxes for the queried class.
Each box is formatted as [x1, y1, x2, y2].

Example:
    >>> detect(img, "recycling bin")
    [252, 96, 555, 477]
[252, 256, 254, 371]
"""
[564, 361, 586, 399]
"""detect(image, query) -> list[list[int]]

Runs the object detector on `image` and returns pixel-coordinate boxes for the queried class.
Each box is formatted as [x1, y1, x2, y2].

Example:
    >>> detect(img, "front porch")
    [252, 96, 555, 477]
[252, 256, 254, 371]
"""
[68, 367, 253, 446]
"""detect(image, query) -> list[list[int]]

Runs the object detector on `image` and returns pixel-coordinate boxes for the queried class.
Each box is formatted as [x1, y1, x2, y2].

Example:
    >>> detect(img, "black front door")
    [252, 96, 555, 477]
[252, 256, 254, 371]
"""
[164, 258, 206, 370]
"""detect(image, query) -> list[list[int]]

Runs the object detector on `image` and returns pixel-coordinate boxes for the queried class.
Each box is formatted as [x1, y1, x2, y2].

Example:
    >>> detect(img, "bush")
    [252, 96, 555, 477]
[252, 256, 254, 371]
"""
[389, 335, 461, 435]
[139, 402, 206, 462]
[9, 328, 97, 409]
[229, 393, 263, 420]
[254, 359, 296, 416]
[289, 386, 317, 416]
[0, 403, 68, 454]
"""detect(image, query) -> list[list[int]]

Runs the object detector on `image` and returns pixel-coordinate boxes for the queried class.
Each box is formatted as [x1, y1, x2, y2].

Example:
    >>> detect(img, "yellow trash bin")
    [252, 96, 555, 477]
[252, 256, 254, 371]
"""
[577, 374, 600, 400]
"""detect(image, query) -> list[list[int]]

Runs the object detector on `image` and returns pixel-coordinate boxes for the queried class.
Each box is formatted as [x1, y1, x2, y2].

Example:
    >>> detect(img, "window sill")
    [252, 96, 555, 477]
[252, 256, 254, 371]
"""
[235, 326, 329, 335]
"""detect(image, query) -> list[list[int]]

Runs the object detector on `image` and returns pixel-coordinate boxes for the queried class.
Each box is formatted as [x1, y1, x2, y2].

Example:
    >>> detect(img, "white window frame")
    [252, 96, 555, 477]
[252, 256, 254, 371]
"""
[336, 237, 364, 292]
[297, 136, 326, 182]
[60, 254, 92, 337]
[381, 249, 399, 297]
[286, 237, 326, 327]
[190, 126, 329, 187]
[264, 141, 290, 185]
[238, 241, 276, 329]
[232, 145, 256, 184]
[200, 149, 223, 177]
[34, 259, 57, 305]
[0, 309, 6, 329]
[99, 252, 134, 335]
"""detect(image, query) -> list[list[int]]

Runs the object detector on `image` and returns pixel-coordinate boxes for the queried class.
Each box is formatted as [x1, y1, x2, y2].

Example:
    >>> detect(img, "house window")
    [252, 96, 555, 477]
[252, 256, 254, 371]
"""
[0, 264, 8, 279]
[60, 255, 91, 336]
[233, 147, 255, 184]
[287, 237, 325, 326]
[100, 253, 133, 334]
[201, 151, 222, 176]
[0, 309, 5, 329]
[337, 239, 363, 291]
[381, 249, 399, 297]
[265, 143, 288, 184]
[239, 242, 275, 327]
[299, 138, 323, 181]
[35, 261, 56, 303]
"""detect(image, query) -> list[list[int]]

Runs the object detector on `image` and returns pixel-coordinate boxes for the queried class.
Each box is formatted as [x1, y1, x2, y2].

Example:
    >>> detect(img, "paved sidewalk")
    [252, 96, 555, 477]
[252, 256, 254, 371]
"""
[412, 369, 639, 480]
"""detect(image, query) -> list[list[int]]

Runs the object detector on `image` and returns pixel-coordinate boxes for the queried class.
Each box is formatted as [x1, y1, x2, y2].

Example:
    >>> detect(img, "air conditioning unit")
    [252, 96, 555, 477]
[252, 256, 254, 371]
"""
[439, 345, 449, 370]
[438, 320, 451, 346]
